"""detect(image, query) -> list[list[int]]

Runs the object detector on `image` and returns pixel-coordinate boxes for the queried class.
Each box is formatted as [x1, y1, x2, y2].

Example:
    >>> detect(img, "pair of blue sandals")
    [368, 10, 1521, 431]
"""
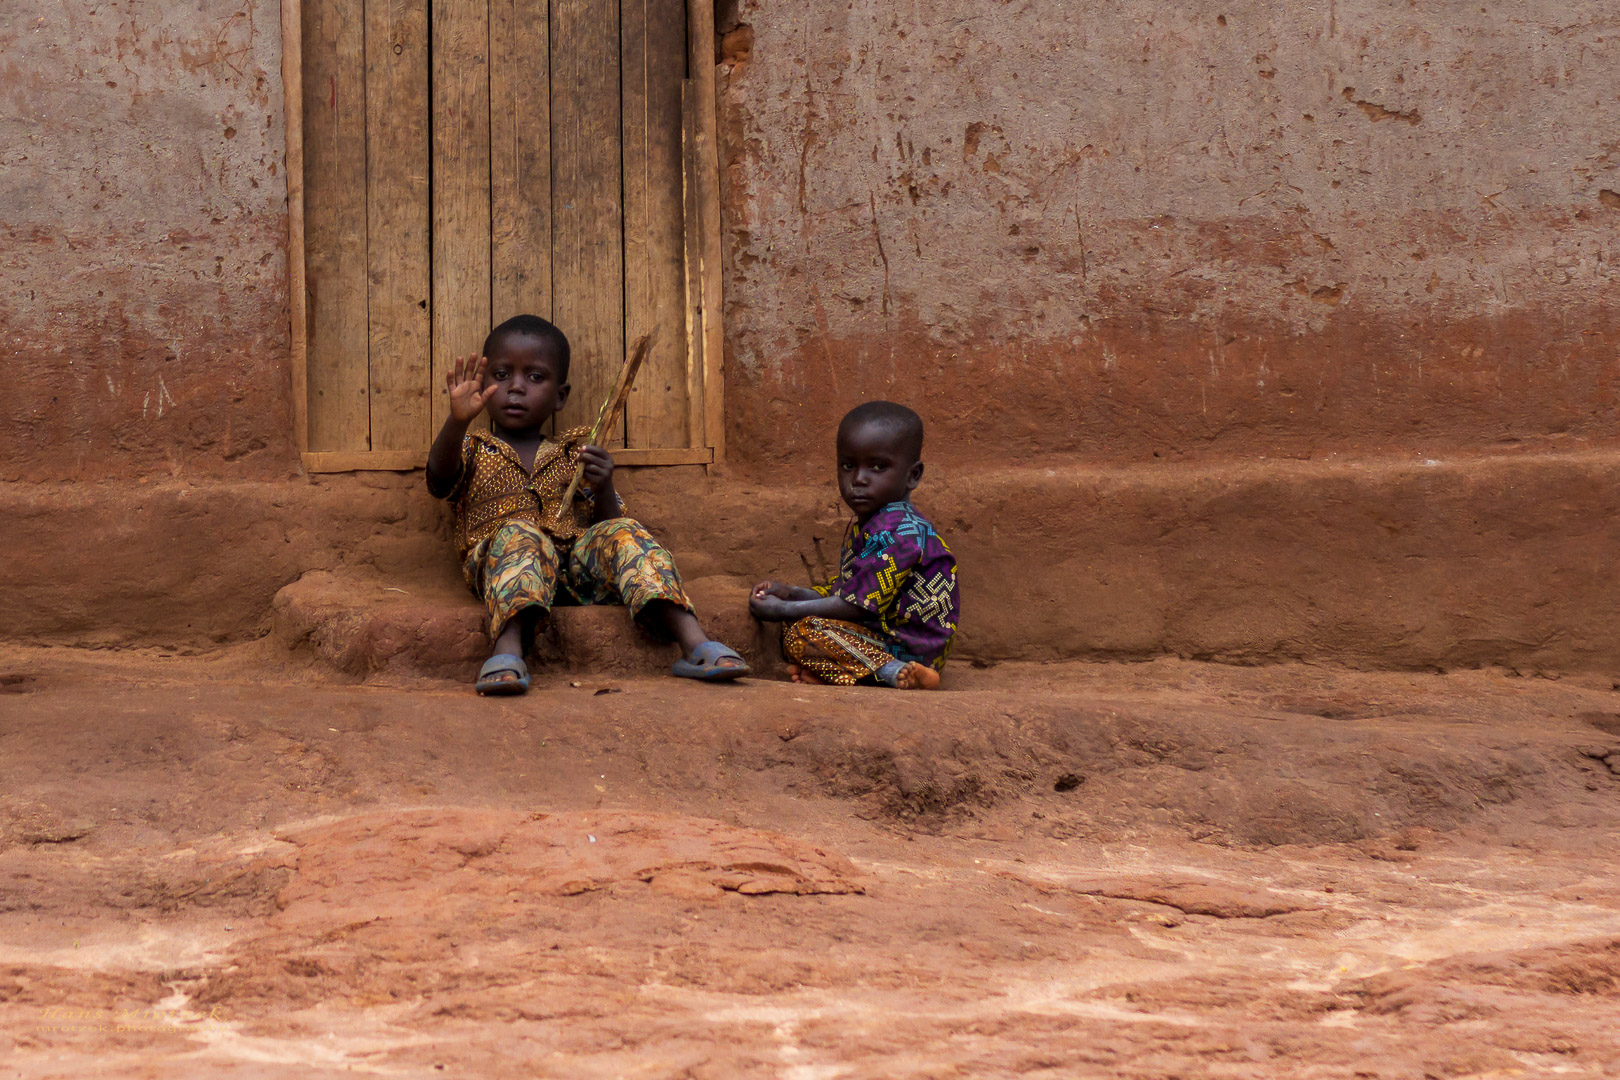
[475, 639, 749, 695]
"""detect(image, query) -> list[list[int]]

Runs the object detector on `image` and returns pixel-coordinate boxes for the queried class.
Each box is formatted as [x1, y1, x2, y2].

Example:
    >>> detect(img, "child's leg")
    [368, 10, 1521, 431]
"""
[874, 659, 942, 691]
[488, 608, 538, 664]
[781, 617, 900, 686]
[468, 522, 561, 689]
[567, 519, 746, 673]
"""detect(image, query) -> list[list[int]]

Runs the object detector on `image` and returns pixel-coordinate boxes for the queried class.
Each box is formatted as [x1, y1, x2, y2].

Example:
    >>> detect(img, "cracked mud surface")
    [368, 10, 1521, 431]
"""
[2, 647, 1618, 1077]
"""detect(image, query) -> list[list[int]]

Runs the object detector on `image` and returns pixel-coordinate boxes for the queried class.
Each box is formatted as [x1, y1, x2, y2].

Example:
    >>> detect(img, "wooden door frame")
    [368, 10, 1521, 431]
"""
[282, 0, 725, 473]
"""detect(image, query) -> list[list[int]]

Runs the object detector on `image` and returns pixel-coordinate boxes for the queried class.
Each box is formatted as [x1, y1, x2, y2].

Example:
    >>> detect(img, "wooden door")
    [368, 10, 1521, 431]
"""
[285, 0, 724, 471]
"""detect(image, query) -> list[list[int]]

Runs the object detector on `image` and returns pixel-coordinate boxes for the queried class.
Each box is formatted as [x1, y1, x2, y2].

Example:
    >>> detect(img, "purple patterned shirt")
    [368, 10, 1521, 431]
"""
[817, 501, 960, 669]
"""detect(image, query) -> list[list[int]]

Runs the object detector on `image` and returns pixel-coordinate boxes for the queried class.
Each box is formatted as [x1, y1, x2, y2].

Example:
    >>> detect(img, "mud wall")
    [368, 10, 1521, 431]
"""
[0, 0, 296, 483]
[3, 1, 1620, 675]
[715, 0, 1620, 473]
[5, 1, 1615, 482]
[10, 452, 1620, 674]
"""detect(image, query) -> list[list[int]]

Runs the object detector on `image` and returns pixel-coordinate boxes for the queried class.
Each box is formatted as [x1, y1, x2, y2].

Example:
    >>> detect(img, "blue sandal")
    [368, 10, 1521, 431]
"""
[476, 653, 530, 696]
[672, 640, 750, 682]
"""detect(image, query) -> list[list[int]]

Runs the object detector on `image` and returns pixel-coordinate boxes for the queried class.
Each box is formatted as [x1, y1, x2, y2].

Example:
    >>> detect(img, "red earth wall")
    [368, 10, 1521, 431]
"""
[0, 0, 297, 483]
[2, 0, 1619, 672]
[713, 0, 1619, 473]
[4, 2, 1615, 483]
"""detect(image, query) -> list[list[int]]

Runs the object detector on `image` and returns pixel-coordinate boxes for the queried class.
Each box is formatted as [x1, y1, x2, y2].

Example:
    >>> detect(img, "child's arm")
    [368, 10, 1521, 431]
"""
[426, 355, 495, 497]
[749, 587, 865, 623]
[577, 445, 624, 523]
[752, 581, 821, 603]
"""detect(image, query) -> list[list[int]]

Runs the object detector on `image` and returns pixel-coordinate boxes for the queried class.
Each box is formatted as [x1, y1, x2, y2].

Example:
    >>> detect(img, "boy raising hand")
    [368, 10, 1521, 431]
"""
[427, 315, 749, 694]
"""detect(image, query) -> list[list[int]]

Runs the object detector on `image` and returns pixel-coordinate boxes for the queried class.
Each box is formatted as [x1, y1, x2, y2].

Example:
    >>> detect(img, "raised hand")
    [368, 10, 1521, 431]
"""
[445, 354, 496, 422]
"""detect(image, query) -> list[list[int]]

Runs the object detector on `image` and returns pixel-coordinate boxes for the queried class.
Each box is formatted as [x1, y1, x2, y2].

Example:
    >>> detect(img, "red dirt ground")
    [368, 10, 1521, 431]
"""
[3, 646, 1619, 1078]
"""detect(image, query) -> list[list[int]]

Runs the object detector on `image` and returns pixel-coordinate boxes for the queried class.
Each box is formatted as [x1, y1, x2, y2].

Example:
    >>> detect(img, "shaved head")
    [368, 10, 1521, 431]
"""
[837, 401, 924, 464]
[483, 314, 571, 383]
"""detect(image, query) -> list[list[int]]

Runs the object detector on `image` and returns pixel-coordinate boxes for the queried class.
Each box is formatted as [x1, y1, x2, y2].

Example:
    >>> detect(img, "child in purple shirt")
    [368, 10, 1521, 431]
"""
[750, 402, 960, 688]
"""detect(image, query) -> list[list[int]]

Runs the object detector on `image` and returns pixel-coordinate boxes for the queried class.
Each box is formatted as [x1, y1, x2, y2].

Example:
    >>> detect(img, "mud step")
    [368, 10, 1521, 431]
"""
[270, 569, 782, 681]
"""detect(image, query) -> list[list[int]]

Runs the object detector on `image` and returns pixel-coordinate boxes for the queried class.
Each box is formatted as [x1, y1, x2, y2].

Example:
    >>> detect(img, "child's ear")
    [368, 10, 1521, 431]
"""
[907, 460, 924, 490]
[557, 382, 571, 407]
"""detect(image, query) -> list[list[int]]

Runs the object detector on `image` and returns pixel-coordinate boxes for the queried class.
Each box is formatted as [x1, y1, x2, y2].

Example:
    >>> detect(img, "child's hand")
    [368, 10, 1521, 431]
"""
[446, 354, 496, 422]
[752, 580, 793, 601]
[749, 592, 793, 622]
[578, 445, 615, 489]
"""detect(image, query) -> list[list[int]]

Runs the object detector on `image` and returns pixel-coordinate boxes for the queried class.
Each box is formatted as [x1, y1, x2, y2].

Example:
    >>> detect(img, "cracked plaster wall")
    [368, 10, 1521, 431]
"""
[716, 0, 1620, 472]
[1, 1, 1616, 484]
[0, 0, 295, 482]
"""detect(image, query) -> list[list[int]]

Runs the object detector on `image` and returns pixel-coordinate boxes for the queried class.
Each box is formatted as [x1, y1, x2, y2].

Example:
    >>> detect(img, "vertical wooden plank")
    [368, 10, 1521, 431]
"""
[687, 0, 726, 460]
[302, 0, 370, 451]
[692, 15, 726, 461]
[282, 0, 308, 453]
[621, 0, 689, 449]
[430, 0, 492, 435]
[365, 0, 431, 450]
[551, 0, 624, 443]
[680, 84, 706, 451]
[490, 0, 551, 324]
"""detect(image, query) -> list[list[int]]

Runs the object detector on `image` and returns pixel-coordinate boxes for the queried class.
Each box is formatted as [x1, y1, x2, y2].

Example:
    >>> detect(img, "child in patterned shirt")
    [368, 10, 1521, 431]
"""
[426, 314, 749, 695]
[749, 401, 959, 688]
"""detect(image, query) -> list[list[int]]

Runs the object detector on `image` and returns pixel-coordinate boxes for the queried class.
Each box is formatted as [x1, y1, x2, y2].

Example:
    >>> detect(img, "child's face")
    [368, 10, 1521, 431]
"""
[836, 421, 923, 521]
[484, 333, 569, 433]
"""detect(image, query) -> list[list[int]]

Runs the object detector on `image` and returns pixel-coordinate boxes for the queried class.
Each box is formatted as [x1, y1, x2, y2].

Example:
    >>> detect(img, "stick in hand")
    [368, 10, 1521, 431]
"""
[553, 331, 658, 522]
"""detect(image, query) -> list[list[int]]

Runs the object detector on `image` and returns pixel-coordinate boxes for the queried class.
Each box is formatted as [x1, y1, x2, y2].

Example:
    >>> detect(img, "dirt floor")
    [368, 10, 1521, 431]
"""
[2, 646, 1619, 1079]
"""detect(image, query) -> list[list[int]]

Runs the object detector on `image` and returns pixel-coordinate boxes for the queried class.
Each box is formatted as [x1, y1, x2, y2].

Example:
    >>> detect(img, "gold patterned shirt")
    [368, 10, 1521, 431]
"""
[438, 427, 625, 557]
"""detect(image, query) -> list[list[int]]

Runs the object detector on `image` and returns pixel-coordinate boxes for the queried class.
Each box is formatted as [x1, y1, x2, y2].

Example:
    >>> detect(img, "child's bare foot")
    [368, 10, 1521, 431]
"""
[787, 664, 826, 685]
[892, 661, 940, 690]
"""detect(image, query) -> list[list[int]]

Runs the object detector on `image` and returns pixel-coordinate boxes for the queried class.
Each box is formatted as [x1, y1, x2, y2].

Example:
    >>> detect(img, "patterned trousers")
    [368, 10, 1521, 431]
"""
[781, 617, 903, 686]
[464, 519, 693, 639]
